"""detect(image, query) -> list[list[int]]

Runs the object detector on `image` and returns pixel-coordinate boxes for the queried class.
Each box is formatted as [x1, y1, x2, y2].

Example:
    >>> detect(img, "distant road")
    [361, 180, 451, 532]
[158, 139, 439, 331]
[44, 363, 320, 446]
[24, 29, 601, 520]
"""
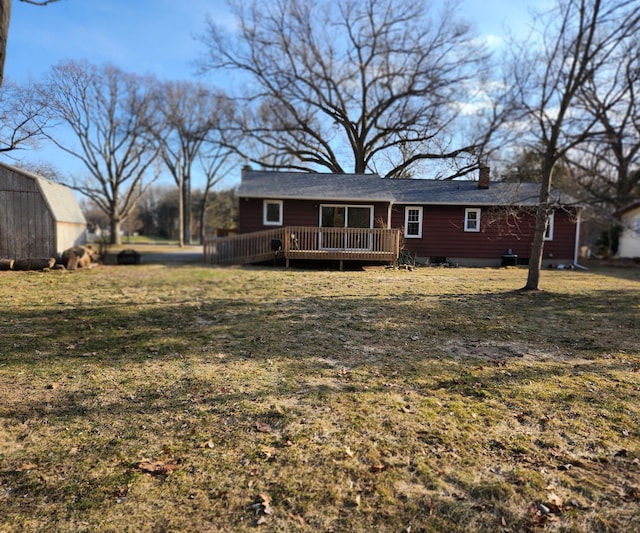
[104, 245, 204, 265]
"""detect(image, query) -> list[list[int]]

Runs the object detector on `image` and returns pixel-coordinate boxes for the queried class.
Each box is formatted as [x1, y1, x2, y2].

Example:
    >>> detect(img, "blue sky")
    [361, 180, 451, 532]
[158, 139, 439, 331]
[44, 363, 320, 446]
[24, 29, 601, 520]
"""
[6, 0, 232, 83]
[6, 0, 542, 83]
[3, 0, 546, 187]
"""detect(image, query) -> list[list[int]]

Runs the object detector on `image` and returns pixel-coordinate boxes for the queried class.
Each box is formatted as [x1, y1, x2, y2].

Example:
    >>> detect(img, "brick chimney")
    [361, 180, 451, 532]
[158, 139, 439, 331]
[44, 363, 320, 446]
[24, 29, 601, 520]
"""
[241, 164, 252, 181]
[478, 164, 490, 189]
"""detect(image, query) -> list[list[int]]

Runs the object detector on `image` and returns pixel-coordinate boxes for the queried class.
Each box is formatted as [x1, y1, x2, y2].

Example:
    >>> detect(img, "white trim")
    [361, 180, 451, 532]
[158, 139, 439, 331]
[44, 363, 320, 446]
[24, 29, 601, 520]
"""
[464, 208, 481, 232]
[318, 204, 374, 228]
[404, 206, 423, 238]
[263, 199, 283, 226]
[318, 204, 374, 251]
[574, 209, 581, 264]
[544, 211, 554, 241]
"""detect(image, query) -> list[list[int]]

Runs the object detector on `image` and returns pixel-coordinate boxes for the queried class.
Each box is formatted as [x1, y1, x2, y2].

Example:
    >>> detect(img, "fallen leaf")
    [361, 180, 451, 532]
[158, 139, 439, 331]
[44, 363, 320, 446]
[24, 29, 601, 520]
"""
[623, 486, 639, 502]
[370, 461, 386, 472]
[345, 446, 355, 457]
[136, 459, 177, 476]
[254, 421, 272, 433]
[261, 446, 276, 460]
[546, 492, 563, 511]
[252, 493, 274, 516]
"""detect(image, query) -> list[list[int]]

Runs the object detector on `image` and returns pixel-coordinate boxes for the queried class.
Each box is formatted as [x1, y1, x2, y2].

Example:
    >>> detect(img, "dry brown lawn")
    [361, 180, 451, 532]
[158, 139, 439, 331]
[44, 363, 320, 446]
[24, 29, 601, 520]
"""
[0, 262, 639, 532]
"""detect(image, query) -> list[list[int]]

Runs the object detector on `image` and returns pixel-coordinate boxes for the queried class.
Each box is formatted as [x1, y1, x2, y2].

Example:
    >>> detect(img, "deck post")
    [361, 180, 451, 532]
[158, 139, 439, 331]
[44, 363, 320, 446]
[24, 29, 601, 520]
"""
[393, 230, 400, 268]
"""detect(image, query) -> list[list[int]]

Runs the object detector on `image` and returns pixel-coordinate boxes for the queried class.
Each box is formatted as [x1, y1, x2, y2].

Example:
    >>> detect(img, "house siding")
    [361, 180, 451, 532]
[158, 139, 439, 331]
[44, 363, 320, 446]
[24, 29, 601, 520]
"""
[391, 205, 577, 264]
[239, 198, 390, 233]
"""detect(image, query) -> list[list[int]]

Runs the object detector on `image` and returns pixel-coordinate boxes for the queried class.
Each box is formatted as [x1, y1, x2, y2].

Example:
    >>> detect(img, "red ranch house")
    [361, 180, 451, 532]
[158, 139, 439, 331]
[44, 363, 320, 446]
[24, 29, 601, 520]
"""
[205, 166, 581, 268]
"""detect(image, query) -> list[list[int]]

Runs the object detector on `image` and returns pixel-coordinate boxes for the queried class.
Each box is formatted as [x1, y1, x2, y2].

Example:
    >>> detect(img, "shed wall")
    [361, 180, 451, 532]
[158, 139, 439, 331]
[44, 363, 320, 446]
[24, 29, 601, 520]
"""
[0, 183, 56, 259]
[56, 222, 88, 255]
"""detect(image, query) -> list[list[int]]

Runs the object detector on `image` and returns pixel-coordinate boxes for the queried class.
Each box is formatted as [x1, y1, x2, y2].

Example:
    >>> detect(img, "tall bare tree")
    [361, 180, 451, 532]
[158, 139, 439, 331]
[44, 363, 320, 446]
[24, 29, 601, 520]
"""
[197, 141, 235, 242]
[39, 60, 162, 244]
[201, 0, 496, 178]
[513, 0, 640, 290]
[570, 38, 640, 211]
[150, 81, 232, 246]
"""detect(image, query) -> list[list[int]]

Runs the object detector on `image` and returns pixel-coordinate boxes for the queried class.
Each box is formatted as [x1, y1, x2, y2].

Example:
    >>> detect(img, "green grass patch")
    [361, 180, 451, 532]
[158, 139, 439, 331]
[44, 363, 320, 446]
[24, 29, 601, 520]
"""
[1, 264, 639, 532]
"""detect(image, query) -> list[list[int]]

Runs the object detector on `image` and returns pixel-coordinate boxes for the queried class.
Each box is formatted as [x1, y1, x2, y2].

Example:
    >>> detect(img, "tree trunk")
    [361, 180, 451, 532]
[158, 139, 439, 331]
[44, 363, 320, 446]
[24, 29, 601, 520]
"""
[13, 257, 56, 271]
[523, 160, 553, 290]
[0, 0, 10, 87]
[183, 175, 191, 245]
[177, 180, 184, 247]
[198, 200, 207, 245]
[110, 217, 121, 245]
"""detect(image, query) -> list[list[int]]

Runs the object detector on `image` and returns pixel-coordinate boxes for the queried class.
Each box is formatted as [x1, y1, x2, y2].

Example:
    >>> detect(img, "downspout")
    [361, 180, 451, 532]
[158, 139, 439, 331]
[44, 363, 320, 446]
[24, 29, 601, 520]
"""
[573, 208, 588, 270]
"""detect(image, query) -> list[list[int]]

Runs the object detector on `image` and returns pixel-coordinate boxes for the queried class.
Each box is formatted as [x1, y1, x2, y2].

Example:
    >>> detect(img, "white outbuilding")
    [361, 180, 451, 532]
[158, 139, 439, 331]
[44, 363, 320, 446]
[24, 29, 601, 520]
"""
[617, 200, 640, 259]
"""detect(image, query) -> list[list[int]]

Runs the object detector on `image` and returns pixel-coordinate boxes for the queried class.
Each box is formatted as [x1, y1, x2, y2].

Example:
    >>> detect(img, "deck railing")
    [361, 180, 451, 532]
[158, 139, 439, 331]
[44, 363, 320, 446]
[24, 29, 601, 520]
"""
[203, 226, 401, 267]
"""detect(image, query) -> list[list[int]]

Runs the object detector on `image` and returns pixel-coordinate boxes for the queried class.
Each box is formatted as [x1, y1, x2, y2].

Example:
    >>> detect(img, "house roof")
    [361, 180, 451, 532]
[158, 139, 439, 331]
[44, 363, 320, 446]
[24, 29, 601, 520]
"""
[238, 169, 574, 207]
[0, 161, 86, 224]
[616, 199, 640, 216]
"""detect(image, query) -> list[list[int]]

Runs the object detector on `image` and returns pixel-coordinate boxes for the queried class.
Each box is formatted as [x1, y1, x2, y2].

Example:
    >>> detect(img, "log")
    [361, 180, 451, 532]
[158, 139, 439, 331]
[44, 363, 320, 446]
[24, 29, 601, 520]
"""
[0, 258, 14, 270]
[12, 257, 56, 271]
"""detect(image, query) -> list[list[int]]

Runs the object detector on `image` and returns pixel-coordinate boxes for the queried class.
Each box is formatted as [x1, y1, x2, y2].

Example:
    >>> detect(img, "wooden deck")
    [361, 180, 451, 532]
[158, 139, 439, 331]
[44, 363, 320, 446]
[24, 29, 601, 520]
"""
[203, 226, 401, 269]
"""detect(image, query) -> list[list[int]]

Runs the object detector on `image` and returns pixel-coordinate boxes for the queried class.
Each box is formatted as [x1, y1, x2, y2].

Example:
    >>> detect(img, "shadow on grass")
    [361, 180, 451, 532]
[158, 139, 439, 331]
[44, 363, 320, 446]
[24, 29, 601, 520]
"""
[1, 284, 637, 373]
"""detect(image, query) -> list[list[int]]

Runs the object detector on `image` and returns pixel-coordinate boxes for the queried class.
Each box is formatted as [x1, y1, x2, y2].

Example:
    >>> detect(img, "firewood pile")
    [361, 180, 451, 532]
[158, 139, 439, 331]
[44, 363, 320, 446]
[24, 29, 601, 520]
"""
[0, 246, 99, 271]
[0, 257, 56, 271]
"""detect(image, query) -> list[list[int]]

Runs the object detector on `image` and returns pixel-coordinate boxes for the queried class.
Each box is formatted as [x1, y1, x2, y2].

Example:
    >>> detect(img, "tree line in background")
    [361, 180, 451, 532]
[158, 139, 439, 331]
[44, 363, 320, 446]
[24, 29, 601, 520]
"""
[82, 186, 238, 244]
[0, 0, 638, 289]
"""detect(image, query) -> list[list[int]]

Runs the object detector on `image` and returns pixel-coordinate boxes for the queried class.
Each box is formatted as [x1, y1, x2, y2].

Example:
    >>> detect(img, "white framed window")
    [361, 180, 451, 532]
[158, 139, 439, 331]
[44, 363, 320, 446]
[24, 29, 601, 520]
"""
[544, 212, 555, 241]
[319, 204, 373, 250]
[404, 207, 423, 238]
[464, 208, 481, 232]
[263, 199, 283, 226]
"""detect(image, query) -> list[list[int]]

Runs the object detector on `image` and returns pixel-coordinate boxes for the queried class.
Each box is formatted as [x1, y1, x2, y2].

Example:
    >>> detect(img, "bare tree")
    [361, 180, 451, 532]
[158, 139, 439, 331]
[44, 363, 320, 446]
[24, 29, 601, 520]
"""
[39, 60, 162, 244]
[570, 38, 640, 211]
[197, 142, 235, 242]
[0, 80, 46, 153]
[0, 0, 63, 86]
[512, 0, 640, 290]
[201, 0, 496, 178]
[150, 81, 233, 246]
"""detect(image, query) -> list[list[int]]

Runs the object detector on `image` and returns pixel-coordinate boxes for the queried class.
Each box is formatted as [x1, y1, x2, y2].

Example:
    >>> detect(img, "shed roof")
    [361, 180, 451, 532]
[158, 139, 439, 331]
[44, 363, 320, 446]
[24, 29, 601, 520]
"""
[0, 162, 86, 224]
[238, 169, 574, 207]
[616, 199, 640, 216]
